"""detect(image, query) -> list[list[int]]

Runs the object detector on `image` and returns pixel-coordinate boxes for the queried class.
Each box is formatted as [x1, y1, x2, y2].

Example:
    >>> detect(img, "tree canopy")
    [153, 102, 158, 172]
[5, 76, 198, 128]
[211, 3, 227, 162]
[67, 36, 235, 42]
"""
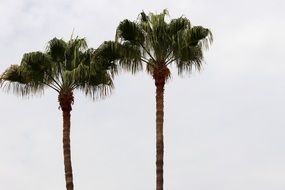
[113, 9, 212, 77]
[1, 37, 113, 98]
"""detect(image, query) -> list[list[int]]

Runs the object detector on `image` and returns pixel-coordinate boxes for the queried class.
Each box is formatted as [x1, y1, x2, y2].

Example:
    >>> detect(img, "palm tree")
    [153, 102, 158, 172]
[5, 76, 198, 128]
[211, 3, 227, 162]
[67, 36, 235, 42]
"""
[114, 10, 213, 190]
[0, 37, 113, 190]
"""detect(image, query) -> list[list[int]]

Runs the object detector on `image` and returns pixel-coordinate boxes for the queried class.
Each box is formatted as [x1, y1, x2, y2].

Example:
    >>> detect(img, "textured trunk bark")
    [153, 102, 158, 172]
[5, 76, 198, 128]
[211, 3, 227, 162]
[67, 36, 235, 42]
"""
[153, 64, 169, 190]
[59, 92, 74, 190]
[155, 78, 165, 190]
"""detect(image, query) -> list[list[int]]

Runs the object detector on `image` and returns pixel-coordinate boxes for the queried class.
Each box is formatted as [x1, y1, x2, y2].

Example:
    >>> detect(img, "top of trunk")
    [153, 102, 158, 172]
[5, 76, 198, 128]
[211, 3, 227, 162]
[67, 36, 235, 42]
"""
[58, 91, 74, 112]
[153, 64, 170, 87]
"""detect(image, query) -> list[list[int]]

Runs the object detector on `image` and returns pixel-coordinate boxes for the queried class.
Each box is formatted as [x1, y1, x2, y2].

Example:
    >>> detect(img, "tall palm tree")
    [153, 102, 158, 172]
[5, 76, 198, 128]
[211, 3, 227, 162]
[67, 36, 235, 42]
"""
[114, 10, 213, 190]
[0, 37, 113, 190]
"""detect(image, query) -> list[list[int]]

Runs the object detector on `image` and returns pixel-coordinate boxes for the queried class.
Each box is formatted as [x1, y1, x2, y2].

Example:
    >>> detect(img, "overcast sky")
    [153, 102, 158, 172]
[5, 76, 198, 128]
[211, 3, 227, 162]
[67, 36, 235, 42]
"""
[1, 0, 285, 190]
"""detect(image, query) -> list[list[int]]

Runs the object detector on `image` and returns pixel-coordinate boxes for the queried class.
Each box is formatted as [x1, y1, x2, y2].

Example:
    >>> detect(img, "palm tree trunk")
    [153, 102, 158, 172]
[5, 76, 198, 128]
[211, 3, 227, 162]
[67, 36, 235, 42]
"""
[59, 91, 74, 190]
[155, 77, 165, 190]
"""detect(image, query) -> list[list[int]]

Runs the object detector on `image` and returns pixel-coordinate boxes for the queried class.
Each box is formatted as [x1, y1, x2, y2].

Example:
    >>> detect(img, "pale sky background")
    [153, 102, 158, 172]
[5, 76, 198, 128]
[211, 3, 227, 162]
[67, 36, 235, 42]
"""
[1, 0, 285, 190]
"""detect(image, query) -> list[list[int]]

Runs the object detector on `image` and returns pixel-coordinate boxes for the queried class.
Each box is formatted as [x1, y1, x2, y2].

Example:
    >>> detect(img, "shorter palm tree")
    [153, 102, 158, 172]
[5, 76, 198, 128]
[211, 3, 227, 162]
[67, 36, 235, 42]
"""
[1, 37, 113, 190]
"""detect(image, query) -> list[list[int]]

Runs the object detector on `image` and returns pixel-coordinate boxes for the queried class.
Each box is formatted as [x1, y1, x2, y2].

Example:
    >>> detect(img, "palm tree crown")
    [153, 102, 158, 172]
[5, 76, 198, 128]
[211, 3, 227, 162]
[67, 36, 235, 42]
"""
[115, 9, 212, 76]
[1, 37, 112, 98]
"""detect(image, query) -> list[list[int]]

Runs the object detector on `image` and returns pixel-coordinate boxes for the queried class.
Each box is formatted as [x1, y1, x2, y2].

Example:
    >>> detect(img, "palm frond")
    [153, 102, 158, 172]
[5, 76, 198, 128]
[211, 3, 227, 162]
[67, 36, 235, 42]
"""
[118, 42, 143, 73]
[63, 37, 88, 71]
[1, 65, 26, 83]
[169, 17, 191, 36]
[190, 26, 213, 49]
[21, 52, 53, 81]
[139, 11, 149, 22]
[176, 46, 204, 74]
[94, 41, 119, 75]
[115, 19, 145, 45]
[81, 66, 114, 100]
[0, 64, 45, 96]
[46, 38, 67, 62]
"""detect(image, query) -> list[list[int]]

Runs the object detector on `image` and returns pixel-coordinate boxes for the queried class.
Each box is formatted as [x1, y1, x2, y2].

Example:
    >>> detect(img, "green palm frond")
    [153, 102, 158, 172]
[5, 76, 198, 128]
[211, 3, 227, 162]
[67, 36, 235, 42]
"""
[0, 64, 44, 96]
[116, 20, 145, 45]
[63, 37, 88, 71]
[81, 62, 114, 99]
[21, 52, 53, 82]
[92, 41, 120, 79]
[139, 11, 149, 22]
[118, 42, 142, 73]
[95, 41, 142, 74]
[176, 46, 203, 74]
[189, 26, 213, 48]
[1, 65, 26, 83]
[95, 41, 120, 62]
[47, 38, 67, 63]
[169, 17, 191, 37]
